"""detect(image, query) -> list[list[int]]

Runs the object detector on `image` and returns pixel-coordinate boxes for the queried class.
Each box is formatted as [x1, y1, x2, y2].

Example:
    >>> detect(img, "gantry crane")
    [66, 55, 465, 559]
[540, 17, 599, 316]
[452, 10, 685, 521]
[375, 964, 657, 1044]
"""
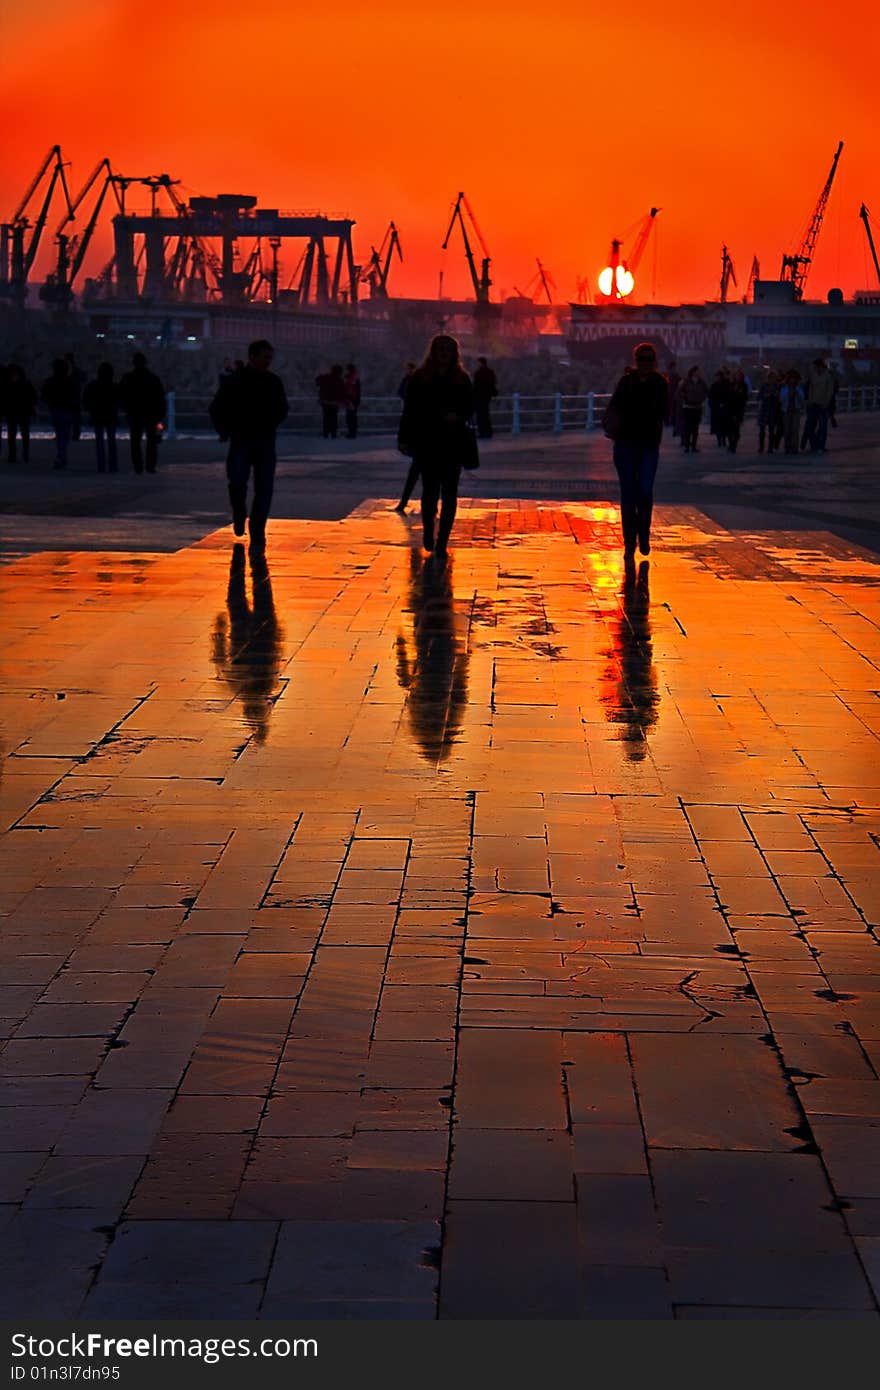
[442, 192, 491, 303]
[719, 244, 737, 303]
[361, 221, 402, 298]
[780, 140, 843, 299]
[859, 204, 880, 288]
[745, 255, 760, 303]
[0, 145, 74, 304]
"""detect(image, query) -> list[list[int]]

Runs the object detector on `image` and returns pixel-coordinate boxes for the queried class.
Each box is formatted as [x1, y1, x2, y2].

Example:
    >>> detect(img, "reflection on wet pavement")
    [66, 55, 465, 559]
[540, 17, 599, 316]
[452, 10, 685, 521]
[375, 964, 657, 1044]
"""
[396, 550, 469, 765]
[211, 546, 285, 746]
[1, 498, 879, 1320]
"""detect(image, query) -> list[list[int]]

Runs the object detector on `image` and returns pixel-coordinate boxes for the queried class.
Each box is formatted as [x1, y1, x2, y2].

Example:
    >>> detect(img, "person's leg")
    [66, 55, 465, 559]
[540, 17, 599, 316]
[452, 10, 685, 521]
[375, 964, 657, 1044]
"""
[728, 418, 740, 453]
[95, 424, 106, 472]
[107, 425, 117, 472]
[345, 407, 357, 439]
[613, 443, 638, 553]
[435, 467, 462, 554]
[815, 406, 829, 452]
[635, 447, 660, 555]
[396, 461, 420, 510]
[129, 417, 144, 472]
[7, 419, 17, 463]
[145, 423, 158, 473]
[758, 422, 766, 452]
[22, 419, 29, 463]
[226, 440, 250, 535]
[249, 441, 277, 548]
[475, 401, 489, 438]
[420, 463, 441, 550]
[54, 411, 71, 468]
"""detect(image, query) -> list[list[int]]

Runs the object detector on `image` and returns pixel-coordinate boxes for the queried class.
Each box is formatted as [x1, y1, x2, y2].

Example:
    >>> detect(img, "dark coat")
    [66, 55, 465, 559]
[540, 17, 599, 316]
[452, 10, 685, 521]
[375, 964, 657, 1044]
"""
[4, 376, 37, 421]
[83, 378, 118, 427]
[608, 370, 669, 448]
[473, 365, 498, 401]
[397, 369, 475, 465]
[210, 366, 289, 441]
[41, 375, 78, 413]
[316, 372, 347, 407]
[119, 366, 166, 422]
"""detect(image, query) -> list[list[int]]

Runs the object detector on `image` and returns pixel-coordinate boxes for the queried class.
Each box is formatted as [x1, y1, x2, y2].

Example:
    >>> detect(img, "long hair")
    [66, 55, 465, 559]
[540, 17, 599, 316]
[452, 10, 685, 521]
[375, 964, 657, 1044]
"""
[418, 334, 469, 382]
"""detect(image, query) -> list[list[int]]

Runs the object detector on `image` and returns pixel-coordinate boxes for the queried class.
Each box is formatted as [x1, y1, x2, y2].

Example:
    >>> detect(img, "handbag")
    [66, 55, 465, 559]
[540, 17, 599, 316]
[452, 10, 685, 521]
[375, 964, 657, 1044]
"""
[460, 423, 480, 471]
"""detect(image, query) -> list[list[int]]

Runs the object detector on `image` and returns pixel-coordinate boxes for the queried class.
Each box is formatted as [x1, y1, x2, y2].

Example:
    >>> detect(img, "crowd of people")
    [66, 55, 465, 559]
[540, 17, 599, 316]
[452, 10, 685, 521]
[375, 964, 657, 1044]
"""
[665, 357, 838, 456]
[0, 352, 167, 472]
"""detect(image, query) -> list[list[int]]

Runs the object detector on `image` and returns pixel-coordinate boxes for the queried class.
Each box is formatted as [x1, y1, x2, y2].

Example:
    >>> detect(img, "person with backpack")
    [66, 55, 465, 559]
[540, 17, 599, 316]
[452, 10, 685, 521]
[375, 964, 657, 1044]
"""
[603, 342, 669, 560]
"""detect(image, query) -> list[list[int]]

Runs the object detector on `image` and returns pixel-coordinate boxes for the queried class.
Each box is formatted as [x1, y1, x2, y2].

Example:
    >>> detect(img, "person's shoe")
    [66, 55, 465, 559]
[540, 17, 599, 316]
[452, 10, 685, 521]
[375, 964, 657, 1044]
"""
[422, 529, 434, 552]
[393, 502, 407, 513]
[434, 543, 449, 560]
[232, 507, 246, 537]
[639, 538, 651, 557]
[52, 460, 65, 470]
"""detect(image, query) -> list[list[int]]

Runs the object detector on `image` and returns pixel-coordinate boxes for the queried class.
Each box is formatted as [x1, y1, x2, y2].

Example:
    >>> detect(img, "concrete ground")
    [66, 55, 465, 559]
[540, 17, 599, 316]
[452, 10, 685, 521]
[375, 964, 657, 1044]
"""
[1, 419, 880, 1319]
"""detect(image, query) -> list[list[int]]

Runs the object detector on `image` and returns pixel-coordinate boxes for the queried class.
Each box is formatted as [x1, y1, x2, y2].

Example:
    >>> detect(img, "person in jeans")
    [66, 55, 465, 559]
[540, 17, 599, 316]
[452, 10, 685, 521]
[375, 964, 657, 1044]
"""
[756, 372, 781, 453]
[119, 352, 166, 473]
[726, 368, 749, 454]
[4, 365, 37, 463]
[779, 370, 805, 454]
[83, 363, 119, 473]
[679, 366, 708, 452]
[802, 357, 835, 453]
[397, 334, 475, 559]
[41, 359, 78, 470]
[315, 364, 346, 438]
[606, 342, 669, 560]
[210, 338, 288, 553]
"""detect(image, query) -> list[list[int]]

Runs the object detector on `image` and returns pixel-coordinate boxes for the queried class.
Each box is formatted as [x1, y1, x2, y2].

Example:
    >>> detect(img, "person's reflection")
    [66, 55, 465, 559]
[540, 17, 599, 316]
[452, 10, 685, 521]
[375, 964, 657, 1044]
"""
[211, 544, 284, 744]
[598, 559, 659, 760]
[396, 549, 469, 763]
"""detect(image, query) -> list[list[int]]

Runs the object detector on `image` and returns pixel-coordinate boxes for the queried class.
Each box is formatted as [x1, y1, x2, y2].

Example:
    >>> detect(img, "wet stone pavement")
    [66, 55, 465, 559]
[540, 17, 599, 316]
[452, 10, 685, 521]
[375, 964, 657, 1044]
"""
[1, 498, 880, 1319]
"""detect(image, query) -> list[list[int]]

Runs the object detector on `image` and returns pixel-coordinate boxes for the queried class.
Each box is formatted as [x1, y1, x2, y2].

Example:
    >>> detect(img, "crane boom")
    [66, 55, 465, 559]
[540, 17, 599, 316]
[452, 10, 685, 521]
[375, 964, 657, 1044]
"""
[860, 204, 880, 288]
[627, 207, 660, 274]
[442, 192, 491, 303]
[781, 139, 843, 299]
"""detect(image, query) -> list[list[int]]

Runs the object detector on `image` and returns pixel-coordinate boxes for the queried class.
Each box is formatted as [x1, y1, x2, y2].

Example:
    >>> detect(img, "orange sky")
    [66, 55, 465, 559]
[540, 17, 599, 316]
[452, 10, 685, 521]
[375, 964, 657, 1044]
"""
[3, 0, 878, 305]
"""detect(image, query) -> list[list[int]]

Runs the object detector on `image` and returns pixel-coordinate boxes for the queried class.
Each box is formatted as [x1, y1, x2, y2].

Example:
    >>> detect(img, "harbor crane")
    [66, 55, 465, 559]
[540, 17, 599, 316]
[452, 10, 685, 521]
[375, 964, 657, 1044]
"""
[598, 207, 659, 300]
[745, 255, 760, 303]
[780, 140, 843, 299]
[361, 221, 402, 298]
[442, 192, 491, 303]
[720, 244, 737, 303]
[0, 145, 74, 304]
[40, 159, 125, 307]
[859, 204, 880, 288]
[515, 258, 557, 305]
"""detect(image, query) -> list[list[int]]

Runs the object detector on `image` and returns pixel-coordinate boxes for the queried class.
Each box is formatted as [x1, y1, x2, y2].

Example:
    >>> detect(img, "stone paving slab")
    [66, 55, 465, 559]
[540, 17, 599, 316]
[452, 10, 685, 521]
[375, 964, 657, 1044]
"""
[1, 498, 880, 1318]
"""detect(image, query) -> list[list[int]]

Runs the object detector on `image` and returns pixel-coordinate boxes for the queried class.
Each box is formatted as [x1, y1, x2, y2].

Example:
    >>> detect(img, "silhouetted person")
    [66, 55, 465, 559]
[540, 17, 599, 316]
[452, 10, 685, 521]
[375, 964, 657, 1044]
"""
[726, 369, 748, 454]
[706, 370, 730, 448]
[780, 370, 805, 454]
[343, 363, 361, 438]
[83, 362, 119, 473]
[605, 341, 669, 559]
[119, 352, 166, 474]
[472, 356, 498, 438]
[397, 334, 475, 559]
[316, 364, 346, 438]
[599, 560, 659, 761]
[41, 359, 78, 470]
[211, 545, 283, 744]
[802, 357, 835, 453]
[679, 365, 708, 452]
[395, 546, 469, 764]
[756, 372, 781, 453]
[4, 365, 37, 463]
[210, 338, 288, 553]
[397, 362, 417, 401]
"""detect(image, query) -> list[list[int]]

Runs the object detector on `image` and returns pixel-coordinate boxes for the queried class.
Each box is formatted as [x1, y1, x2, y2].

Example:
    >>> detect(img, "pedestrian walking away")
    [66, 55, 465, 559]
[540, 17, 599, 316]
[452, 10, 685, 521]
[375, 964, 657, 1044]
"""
[4, 365, 37, 463]
[83, 363, 119, 473]
[472, 356, 498, 438]
[41, 360, 78, 470]
[604, 341, 669, 561]
[315, 364, 346, 439]
[678, 366, 707, 453]
[64, 354, 86, 442]
[756, 372, 782, 453]
[802, 357, 835, 454]
[119, 353, 166, 473]
[397, 334, 476, 559]
[726, 369, 748, 454]
[210, 338, 289, 554]
[343, 363, 361, 438]
[779, 370, 805, 454]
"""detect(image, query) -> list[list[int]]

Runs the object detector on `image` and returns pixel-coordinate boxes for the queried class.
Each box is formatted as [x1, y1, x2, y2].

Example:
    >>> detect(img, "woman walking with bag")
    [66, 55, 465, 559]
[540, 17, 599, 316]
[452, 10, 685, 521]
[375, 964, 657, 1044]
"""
[397, 335, 476, 559]
[603, 342, 669, 561]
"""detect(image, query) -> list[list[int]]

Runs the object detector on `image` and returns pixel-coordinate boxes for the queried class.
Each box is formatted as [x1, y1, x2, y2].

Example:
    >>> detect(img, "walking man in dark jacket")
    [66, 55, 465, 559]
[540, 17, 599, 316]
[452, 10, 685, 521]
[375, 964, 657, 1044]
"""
[119, 353, 166, 474]
[210, 338, 288, 553]
[472, 356, 498, 438]
[4, 365, 37, 463]
[605, 342, 669, 560]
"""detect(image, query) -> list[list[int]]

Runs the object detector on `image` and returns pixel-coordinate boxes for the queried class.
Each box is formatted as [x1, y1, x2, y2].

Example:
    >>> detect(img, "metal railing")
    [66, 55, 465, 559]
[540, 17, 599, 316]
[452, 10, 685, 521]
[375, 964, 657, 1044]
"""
[163, 383, 880, 440]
